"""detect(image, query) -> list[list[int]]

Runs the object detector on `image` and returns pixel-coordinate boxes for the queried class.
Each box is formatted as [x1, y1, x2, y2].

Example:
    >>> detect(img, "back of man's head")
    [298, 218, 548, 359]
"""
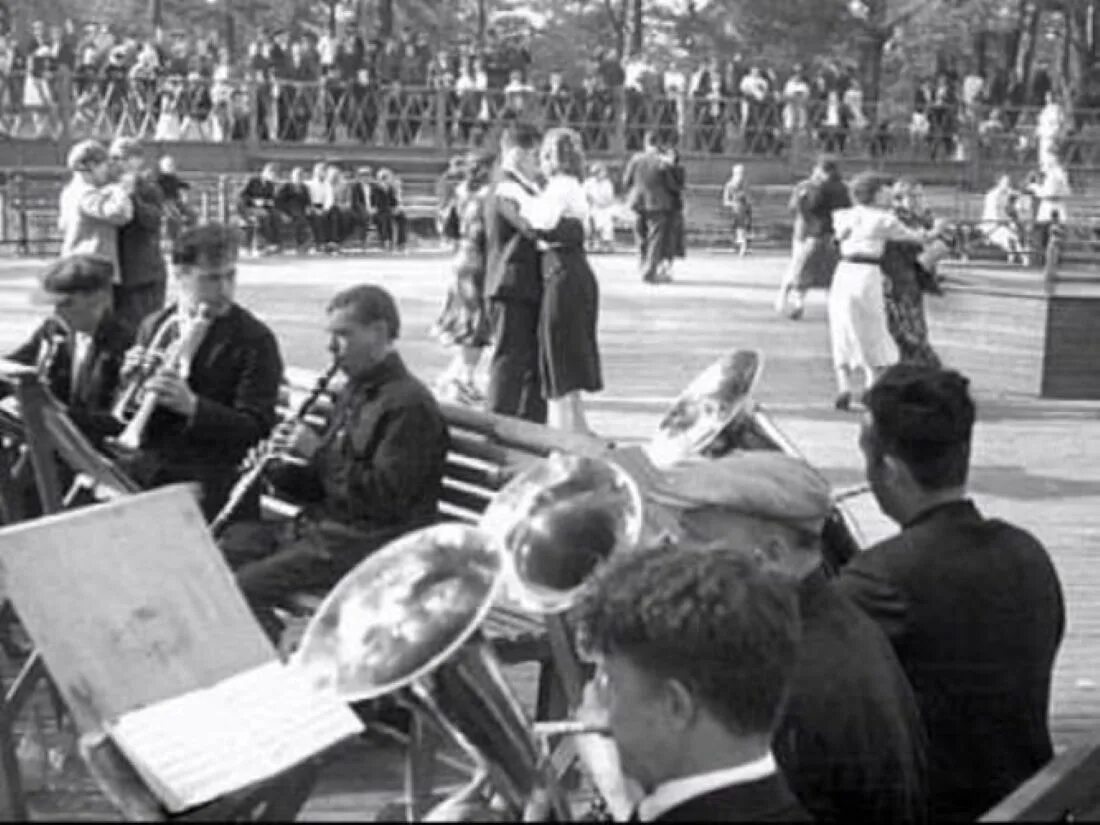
[500, 120, 541, 153]
[865, 364, 975, 491]
[575, 541, 801, 737]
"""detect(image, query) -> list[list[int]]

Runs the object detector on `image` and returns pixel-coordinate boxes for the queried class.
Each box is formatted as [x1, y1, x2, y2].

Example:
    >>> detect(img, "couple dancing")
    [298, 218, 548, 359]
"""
[436, 120, 603, 435]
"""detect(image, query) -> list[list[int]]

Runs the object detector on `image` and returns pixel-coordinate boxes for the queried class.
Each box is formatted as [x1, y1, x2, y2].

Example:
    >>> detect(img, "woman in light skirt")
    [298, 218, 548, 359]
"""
[829, 172, 935, 410]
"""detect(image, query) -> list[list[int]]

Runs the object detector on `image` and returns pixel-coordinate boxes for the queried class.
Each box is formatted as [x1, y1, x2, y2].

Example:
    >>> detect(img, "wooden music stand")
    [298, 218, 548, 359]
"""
[0, 485, 361, 820]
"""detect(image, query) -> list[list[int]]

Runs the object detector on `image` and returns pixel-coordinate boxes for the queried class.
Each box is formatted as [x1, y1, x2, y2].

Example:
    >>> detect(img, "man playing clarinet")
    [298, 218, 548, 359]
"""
[219, 284, 449, 640]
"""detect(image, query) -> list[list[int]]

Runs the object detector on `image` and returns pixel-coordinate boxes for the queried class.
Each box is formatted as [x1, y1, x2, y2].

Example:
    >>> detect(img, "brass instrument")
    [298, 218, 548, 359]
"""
[112, 304, 215, 452]
[209, 362, 340, 537]
[645, 348, 866, 572]
[293, 523, 573, 821]
[480, 452, 645, 614]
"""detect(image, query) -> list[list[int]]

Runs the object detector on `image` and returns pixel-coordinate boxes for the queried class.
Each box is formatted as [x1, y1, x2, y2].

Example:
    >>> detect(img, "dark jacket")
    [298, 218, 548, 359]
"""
[799, 175, 852, 238]
[622, 149, 681, 213]
[775, 570, 929, 823]
[655, 774, 811, 822]
[124, 303, 283, 521]
[835, 500, 1065, 822]
[274, 182, 311, 219]
[483, 168, 585, 304]
[237, 176, 277, 215]
[118, 172, 167, 289]
[5, 313, 134, 445]
[269, 351, 447, 536]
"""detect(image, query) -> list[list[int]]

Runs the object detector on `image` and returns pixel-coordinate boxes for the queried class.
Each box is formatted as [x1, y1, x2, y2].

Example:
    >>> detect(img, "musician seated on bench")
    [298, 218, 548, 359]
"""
[3, 254, 133, 446]
[219, 284, 449, 639]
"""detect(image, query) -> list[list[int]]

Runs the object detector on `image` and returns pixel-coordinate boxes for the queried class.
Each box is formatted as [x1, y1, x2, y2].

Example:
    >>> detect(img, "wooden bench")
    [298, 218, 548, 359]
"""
[980, 736, 1100, 821]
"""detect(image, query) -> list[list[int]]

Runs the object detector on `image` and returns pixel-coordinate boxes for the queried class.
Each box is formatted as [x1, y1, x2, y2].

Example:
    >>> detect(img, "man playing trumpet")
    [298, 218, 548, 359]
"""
[219, 284, 449, 639]
[115, 223, 283, 522]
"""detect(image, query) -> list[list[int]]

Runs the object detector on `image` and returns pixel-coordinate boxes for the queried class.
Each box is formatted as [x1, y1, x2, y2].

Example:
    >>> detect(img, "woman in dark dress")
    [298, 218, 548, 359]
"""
[431, 151, 495, 404]
[518, 127, 603, 435]
[880, 179, 942, 368]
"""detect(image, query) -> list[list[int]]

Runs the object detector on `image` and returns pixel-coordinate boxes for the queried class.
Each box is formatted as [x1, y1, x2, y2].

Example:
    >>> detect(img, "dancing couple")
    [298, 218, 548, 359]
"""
[434, 121, 603, 436]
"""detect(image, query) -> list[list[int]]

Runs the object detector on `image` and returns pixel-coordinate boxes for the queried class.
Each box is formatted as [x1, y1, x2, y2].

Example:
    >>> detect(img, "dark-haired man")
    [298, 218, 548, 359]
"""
[571, 541, 809, 822]
[485, 120, 547, 423]
[836, 364, 1065, 822]
[4, 254, 133, 446]
[622, 129, 682, 284]
[118, 223, 283, 521]
[635, 451, 928, 823]
[220, 284, 448, 638]
[110, 137, 167, 330]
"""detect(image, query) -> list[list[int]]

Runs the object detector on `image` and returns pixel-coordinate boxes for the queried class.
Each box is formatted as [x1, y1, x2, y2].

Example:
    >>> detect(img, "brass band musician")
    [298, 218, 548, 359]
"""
[640, 452, 929, 823]
[3, 254, 133, 446]
[568, 541, 810, 822]
[220, 284, 449, 639]
[115, 223, 283, 522]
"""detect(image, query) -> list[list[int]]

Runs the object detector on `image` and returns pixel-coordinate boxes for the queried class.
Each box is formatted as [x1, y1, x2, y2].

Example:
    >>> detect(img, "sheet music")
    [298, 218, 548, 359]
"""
[107, 660, 362, 813]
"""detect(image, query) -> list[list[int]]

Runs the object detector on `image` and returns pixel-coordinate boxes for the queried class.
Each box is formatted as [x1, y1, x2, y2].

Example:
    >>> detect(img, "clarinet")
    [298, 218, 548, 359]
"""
[209, 362, 340, 538]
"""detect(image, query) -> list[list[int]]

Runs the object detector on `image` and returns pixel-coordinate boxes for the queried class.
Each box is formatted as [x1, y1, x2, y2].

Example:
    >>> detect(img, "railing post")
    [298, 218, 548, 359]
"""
[217, 175, 229, 223]
[247, 78, 261, 152]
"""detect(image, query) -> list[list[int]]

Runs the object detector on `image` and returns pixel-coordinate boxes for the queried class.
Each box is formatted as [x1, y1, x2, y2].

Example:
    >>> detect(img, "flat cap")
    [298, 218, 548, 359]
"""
[649, 452, 834, 536]
[66, 140, 109, 172]
[33, 255, 114, 304]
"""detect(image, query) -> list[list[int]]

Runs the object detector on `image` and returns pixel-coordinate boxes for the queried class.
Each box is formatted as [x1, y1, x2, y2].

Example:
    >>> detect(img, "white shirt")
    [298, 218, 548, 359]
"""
[637, 753, 778, 822]
[834, 204, 925, 258]
[519, 174, 589, 230]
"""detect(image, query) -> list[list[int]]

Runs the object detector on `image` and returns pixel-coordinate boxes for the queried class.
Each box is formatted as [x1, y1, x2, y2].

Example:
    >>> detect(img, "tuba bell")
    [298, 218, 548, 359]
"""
[646, 348, 866, 572]
[480, 452, 645, 615]
[292, 522, 572, 821]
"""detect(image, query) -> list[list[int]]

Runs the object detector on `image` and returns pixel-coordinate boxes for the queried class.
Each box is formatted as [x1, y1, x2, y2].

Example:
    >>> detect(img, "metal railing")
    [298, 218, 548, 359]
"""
[3, 68, 1100, 168]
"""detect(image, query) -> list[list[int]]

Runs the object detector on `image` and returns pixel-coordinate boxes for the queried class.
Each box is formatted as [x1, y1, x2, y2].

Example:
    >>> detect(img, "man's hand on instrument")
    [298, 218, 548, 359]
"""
[270, 420, 322, 461]
[120, 345, 146, 380]
[144, 367, 198, 418]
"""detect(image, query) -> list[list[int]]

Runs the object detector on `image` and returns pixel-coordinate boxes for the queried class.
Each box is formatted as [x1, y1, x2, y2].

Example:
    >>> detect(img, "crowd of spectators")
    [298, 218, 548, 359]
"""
[0, 15, 1094, 165]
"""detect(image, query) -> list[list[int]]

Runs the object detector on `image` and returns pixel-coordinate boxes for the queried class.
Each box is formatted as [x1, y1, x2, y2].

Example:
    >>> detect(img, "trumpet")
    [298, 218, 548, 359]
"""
[112, 304, 215, 452]
[209, 361, 340, 537]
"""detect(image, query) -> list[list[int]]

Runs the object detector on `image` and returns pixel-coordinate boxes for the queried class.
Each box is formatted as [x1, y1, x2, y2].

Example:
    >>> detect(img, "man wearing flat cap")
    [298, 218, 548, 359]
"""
[109, 138, 167, 330]
[59, 140, 134, 284]
[611, 450, 929, 823]
[3, 254, 133, 446]
[836, 364, 1064, 821]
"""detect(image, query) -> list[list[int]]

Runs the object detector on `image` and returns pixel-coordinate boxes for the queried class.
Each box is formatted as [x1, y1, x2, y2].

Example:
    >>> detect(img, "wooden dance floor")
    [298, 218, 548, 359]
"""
[1, 250, 1099, 819]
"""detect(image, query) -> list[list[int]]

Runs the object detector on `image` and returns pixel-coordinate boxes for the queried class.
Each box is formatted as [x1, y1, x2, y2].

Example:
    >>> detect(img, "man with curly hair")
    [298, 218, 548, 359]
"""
[571, 541, 810, 822]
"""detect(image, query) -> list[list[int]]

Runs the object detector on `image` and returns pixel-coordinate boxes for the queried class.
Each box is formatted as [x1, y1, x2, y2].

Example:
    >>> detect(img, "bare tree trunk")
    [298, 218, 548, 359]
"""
[629, 0, 643, 56]
[1019, 2, 1041, 89]
[379, 0, 393, 39]
[477, 0, 487, 45]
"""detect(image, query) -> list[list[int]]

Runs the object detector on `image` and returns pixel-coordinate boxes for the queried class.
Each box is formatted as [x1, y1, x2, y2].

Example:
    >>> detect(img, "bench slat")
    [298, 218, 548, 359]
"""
[439, 480, 494, 516]
[440, 401, 611, 459]
[443, 458, 505, 494]
[437, 501, 481, 525]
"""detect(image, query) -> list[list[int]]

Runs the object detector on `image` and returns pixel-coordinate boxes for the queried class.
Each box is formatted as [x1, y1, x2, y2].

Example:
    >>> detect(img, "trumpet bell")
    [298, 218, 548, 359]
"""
[292, 523, 503, 703]
[481, 453, 644, 614]
[646, 349, 763, 468]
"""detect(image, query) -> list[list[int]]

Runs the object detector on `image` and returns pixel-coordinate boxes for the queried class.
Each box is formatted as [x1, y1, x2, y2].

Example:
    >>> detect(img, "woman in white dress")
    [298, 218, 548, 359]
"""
[829, 172, 934, 410]
[515, 127, 604, 435]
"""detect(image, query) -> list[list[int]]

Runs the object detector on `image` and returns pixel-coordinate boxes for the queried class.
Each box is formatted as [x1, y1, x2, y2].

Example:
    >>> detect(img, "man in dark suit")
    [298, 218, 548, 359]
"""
[484, 120, 548, 424]
[642, 451, 929, 823]
[237, 163, 280, 255]
[109, 138, 167, 331]
[117, 223, 283, 522]
[4, 254, 132, 446]
[836, 364, 1066, 822]
[622, 129, 682, 284]
[567, 541, 809, 822]
[274, 167, 312, 254]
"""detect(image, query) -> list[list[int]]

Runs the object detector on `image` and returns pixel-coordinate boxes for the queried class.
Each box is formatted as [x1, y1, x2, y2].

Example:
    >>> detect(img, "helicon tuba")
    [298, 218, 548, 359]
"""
[292, 522, 573, 821]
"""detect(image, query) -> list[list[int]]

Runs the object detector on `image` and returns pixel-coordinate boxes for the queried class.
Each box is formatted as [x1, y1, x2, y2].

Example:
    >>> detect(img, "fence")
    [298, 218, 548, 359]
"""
[4, 68, 1100, 171]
